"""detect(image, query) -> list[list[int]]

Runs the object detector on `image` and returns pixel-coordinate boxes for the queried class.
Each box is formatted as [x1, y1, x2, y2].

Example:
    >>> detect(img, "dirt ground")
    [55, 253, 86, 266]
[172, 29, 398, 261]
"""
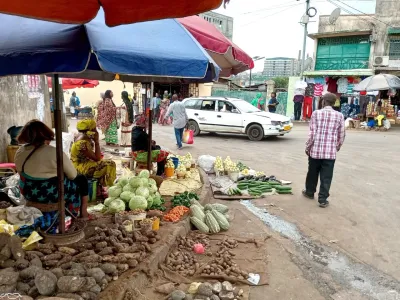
[68, 119, 400, 299]
[151, 123, 400, 299]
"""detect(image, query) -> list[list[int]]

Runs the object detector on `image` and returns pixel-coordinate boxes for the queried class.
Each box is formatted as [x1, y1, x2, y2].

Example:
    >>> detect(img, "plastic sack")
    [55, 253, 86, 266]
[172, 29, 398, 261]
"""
[197, 155, 216, 173]
[6, 206, 43, 226]
[345, 118, 353, 129]
[0, 220, 18, 235]
[22, 231, 43, 250]
[182, 129, 194, 144]
[383, 119, 391, 130]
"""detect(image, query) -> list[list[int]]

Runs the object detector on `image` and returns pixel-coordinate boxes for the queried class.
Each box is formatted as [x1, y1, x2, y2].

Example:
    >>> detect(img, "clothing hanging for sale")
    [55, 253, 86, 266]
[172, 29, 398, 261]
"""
[337, 77, 348, 93]
[305, 83, 315, 96]
[303, 96, 313, 119]
[314, 84, 324, 97]
[326, 77, 338, 93]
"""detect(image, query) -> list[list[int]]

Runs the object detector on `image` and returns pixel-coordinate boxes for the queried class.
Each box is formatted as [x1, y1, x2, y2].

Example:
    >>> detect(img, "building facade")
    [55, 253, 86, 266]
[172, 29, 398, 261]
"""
[262, 57, 298, 77]
[306, 0, 400, 76]
[199, 11, 234, 40]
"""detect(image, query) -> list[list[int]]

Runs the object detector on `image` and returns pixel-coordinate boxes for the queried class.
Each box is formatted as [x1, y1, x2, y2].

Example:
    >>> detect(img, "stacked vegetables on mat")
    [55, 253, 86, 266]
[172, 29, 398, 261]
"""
[163, 206, 189, 222]
[171, 191, 199, 208]
[104, 170, 165, 213]
[190, 202, 230, 234]
[237, 177, 292, 196]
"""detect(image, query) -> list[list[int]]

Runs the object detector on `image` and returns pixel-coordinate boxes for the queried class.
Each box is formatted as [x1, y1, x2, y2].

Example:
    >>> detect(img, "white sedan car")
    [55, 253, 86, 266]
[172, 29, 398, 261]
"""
[182, 97, 293, 141]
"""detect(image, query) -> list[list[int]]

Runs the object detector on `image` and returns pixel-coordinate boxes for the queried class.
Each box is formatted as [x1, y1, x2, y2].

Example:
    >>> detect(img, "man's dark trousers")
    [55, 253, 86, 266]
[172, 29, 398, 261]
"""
[305, 157, 335, 203]
[294, 102, 302, 120]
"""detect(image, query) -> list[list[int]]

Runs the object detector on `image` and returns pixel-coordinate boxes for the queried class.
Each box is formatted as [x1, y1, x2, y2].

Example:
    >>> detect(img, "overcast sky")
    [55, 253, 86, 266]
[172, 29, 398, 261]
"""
[214, 0, 376, 72]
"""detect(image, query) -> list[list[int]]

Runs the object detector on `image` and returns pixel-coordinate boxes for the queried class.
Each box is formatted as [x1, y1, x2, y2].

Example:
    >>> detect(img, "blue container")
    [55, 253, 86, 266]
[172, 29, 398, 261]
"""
[171, 157, 179, 169]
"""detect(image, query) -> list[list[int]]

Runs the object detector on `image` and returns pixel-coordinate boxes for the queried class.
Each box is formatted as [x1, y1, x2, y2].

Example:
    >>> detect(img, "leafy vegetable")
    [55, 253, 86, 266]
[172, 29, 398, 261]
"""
[139, 170, 150, 179]
[171, 192, 199, 208]
[120, 191, 134, 202]
[129, 195, 148, 210]
[118, 176, 130, 187]
[153, 194, 162, 206]
[104, 197, 115, 207]
[148, 178, 157, 186]
[109, 199, 126, 213]
[147, 195, 154, 209]
[140, 178, 149, 187]
[129, 177, 142, 188]
[148, 184, 157, 195]
[108, 186, 122, 198]
[122, 184, 135, 193]
[136, 186, 150, 198]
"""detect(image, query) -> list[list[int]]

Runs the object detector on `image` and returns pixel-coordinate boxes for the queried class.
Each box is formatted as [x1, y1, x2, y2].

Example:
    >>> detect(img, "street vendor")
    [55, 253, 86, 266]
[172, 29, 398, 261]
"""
[14, 120, 89, 220]
[131, 114, 169, 176]
[71, 119, 116, 186]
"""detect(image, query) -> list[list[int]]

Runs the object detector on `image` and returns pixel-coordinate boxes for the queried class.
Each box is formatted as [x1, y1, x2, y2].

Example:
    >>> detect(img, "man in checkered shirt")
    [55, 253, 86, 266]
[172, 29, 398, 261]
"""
[303, 93, 345, 208]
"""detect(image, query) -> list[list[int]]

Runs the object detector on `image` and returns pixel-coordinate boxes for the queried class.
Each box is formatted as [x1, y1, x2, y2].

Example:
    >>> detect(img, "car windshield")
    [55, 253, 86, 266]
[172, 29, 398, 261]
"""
[232, 99, 261, 113]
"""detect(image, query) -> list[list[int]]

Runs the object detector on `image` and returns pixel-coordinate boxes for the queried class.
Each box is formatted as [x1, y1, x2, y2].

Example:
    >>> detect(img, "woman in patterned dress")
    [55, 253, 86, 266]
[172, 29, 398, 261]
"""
[97, 90, 118, 146]
[120, 91, 134, 147]
[71, 119, 116, 186]
[158, 97, 172, 126]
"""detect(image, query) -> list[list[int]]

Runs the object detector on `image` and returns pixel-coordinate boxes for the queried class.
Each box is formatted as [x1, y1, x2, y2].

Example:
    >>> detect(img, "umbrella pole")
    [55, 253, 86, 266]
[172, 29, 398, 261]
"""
[52, 74, 66, 234]
[147, 82, 154, 172]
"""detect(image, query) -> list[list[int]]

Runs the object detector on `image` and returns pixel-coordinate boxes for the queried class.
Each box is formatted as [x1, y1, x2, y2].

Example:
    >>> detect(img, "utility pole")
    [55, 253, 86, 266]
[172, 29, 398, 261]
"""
[300, 0, 310, 79]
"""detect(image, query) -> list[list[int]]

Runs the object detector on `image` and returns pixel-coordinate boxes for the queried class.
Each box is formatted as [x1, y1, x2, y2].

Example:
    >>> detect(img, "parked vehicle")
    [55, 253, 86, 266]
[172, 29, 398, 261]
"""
[182, 97, 293, 141]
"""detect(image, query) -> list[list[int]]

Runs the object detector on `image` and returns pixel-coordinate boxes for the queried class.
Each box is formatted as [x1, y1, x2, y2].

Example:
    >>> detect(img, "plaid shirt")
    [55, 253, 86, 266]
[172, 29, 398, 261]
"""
[305, 106, 345, 160]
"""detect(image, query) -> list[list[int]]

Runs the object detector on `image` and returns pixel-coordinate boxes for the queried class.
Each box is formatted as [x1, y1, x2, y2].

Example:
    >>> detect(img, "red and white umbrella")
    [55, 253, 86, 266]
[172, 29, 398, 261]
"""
[179, 15, 254, 77]
[47, 77, 99, 90]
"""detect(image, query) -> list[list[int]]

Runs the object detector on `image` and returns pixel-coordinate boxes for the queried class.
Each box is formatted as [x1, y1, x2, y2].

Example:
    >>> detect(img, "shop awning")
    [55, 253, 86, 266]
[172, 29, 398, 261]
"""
[303, 69, 374, 77]
[47, 78, 99, 89]
[0, 0, 225, 27]
[388, 27, 400, 35]
[178, 15, 254, 77]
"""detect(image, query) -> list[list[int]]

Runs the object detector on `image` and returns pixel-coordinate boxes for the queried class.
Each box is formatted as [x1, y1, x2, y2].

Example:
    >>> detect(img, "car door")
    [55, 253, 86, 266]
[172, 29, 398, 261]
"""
[214, 100, 244, 133]
[183, 99, 202, 123]
[196, 100, 219, 132]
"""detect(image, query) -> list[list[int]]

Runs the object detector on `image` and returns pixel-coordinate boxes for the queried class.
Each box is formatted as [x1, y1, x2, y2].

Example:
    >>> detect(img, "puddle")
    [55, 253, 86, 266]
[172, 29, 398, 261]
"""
[240, 200, 400, 300]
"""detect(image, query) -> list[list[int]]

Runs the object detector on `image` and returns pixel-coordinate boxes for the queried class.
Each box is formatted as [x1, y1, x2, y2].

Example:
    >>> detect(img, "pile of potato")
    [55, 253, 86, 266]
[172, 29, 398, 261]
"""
[0, 222, 162, 299]
[176, 233, 210, 252]
[165, 251, 198, 277]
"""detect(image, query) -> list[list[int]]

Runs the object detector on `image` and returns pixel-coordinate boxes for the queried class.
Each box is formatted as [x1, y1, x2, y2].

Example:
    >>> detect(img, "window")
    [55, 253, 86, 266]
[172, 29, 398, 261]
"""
[201, 100, 216, 111]
[184, 99, 201, 110]
[217, 101, 237, 113]
[389, 37, 400, 60]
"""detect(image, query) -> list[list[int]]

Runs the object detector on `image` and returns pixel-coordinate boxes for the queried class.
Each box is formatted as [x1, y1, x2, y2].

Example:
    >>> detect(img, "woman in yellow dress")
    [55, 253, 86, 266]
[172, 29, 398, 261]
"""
[71, 119, 116, 186]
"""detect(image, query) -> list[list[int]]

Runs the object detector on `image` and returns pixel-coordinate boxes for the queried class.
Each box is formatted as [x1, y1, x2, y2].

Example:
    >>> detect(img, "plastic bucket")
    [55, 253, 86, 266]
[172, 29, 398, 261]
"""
[165, 167, 175, 178]
[88, 179, 98, 202]
[171, 157, 179, 169]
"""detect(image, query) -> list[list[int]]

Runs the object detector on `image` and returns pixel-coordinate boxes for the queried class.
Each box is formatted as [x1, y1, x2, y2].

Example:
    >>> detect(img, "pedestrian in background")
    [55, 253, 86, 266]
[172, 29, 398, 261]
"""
[120, 91, 133, 147]
[97, 90, 119, 146]
[152, 93, 161, 123]
[267, 92, 279, 113]
[69, 92, 77, 120]
[158, 94, 171, 126]
[164, 94, 188, 150]
[132, 94, 139, 117]
[303, 93, 345, 208]
[251, 93, 265, 110]
[74, 93, 81, 119]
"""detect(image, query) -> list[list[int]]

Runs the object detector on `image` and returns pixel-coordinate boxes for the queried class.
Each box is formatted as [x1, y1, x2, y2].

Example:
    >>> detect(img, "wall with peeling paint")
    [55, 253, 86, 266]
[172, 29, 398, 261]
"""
[0, 75, 51, 162]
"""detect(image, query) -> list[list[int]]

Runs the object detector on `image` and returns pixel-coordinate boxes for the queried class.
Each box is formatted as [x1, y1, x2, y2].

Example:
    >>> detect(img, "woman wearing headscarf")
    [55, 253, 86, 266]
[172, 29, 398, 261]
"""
[70, 119, 116, 186]
[120, 91, 134, 147]
[131, 114, 169, 176]
[158, 94, 172, 126]
[97, 90, 118, 145]
[251, 93, 265, 110]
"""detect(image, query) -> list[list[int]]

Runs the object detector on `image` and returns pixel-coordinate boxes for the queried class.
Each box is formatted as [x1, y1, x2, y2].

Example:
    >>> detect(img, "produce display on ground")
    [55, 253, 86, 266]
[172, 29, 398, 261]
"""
[190, 203, 230, 234]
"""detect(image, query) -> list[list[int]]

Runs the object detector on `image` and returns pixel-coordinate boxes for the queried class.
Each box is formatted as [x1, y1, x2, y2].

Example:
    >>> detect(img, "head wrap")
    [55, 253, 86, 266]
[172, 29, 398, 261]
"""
[100, 92, 105, 99]
[77, 119, 97, 131]
[134, 114, 147, 128]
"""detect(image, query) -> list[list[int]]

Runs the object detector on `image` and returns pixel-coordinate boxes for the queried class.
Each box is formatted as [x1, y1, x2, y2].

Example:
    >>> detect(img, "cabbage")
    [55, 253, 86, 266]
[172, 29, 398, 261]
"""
[140, 178, 149, 187]
[120, 191, 134, 202]
[152, 194, 162, 206]
[139, 170, 150, 179]
[129, 177, 142, 188]
[148, 178, 157, 186]
[108, 199, 126, 213]
[135, 187, 150, 199]
[147, 195, 154, 209]
[123, 184, 135, 193]
[154, 192, 161, 199]
[108, 186, 122, 198]
[148, 184, 157, 195]
[129, 196, 147, 210]
[118, 176, 130, 187]
[104, 197, 116, 207]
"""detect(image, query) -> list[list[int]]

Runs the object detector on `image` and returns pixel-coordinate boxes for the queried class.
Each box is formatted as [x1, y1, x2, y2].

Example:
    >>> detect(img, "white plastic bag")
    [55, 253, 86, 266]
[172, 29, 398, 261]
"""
[383, 119, 391, 130]
[197, 155, 216, 173]
[6, 206, 42, 226]
[345, 118, 353, 129]
[50, 131, 74, 158]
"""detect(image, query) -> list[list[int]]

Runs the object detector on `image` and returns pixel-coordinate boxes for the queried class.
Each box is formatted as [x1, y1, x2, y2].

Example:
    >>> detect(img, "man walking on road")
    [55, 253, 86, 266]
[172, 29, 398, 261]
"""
[151, 93, 161, 123]
[164, 94, 188, 150]
[303, 93, 345, 208]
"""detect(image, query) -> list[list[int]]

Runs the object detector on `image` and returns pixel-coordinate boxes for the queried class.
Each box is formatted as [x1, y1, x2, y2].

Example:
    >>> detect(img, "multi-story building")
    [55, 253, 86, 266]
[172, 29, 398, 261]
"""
[199, 11, 234, 40]
[262, 57, 298, 77]
[305, 0, 400, 76]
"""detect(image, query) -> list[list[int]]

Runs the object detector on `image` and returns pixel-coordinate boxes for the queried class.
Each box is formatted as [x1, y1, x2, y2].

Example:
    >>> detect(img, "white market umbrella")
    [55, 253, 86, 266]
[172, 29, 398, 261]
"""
[353, 74, 400, 91]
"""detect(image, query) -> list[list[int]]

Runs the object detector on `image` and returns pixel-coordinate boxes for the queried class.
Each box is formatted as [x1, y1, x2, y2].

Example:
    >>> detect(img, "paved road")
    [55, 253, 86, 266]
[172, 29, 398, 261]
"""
[152, 123, 400, 286]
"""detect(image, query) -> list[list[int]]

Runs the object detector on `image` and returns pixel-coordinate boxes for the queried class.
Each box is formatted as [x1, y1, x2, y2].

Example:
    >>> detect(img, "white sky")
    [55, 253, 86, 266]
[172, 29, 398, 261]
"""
[214, 0, 376, 72]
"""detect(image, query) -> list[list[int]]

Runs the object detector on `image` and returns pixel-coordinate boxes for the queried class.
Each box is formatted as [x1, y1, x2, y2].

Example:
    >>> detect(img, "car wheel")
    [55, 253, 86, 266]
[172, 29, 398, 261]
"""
[188, 120, 200, 136]
[247, 124, 264, 141]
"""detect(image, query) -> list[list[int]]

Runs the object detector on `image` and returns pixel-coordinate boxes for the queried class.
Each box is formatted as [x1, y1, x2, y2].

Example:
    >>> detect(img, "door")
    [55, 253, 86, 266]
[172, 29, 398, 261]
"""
[196, 99, 219, 132]
[214, 100, 243, 133]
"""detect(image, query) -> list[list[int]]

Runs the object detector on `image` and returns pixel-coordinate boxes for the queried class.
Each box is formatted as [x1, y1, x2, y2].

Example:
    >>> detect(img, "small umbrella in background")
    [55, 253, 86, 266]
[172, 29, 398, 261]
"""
[0, 0, 228, 26]
[47, 78, 99, 89]
[353, 74, 400, 91]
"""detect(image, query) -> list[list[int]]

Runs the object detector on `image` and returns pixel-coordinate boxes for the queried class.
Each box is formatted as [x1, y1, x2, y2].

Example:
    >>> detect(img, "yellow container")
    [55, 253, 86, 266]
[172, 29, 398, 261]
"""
[152, 217, 160, 231]
[165, 167, 174, 178]
[7, 145, 20, 163]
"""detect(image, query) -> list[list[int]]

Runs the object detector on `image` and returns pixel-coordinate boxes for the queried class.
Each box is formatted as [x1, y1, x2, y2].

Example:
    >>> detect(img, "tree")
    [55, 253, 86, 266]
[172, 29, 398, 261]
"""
[271, 77, 289, 89]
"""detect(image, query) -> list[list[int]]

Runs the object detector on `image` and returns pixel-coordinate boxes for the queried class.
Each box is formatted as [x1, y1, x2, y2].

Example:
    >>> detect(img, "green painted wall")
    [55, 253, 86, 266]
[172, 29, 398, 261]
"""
[315, 36, 371, 70]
